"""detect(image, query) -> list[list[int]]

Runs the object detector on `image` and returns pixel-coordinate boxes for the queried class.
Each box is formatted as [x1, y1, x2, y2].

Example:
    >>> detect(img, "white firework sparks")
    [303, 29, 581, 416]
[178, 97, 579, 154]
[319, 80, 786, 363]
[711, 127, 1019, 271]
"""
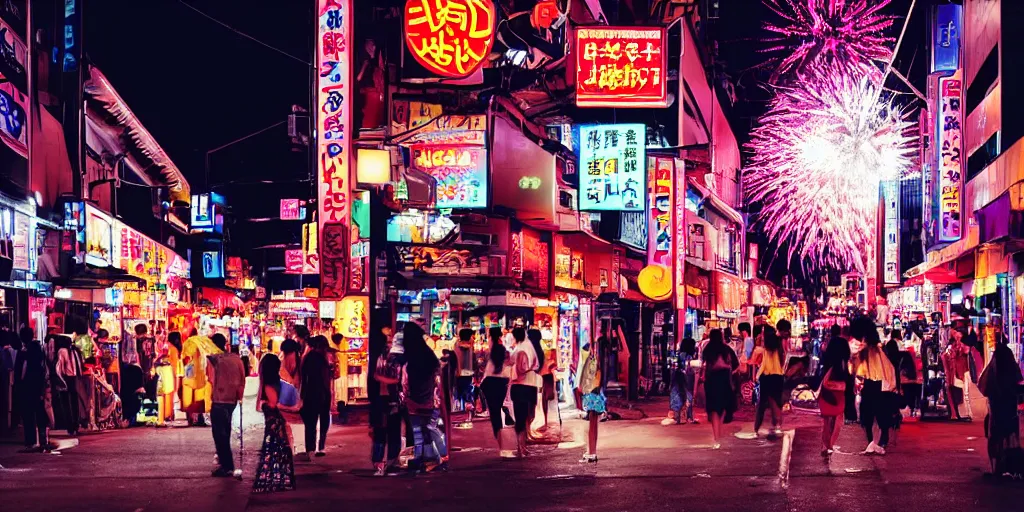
[744, 68, 917, 272]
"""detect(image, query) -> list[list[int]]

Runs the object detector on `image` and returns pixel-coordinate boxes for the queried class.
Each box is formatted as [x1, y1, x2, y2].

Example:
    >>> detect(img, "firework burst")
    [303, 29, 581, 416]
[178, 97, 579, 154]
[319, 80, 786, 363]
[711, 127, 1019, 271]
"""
[744, 67, 916, 272]
[761, 0, 896, 83]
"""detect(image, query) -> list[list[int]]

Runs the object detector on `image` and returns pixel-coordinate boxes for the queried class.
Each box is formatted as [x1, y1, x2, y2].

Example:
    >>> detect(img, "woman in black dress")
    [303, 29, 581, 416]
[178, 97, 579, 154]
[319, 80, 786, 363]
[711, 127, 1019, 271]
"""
[253, 355, 296, 493]
[700, 329, 739, 449]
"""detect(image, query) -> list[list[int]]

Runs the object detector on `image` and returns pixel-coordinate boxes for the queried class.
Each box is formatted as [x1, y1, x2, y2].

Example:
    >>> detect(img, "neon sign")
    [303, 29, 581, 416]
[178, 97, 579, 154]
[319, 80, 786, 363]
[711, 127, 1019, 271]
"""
[575, 27, 667, 108]
[578, 124, 646, 211]
[410, 145, 487, 209]
[937, 70, 962, 242]
[403, 0, 495, 79]
[317, 0, 352, 298]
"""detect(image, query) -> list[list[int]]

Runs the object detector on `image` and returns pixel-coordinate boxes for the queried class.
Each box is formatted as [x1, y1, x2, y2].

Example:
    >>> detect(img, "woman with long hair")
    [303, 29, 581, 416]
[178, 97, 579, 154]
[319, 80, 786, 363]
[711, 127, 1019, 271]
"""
[403, 322, 448, 472]
[526, 329, 547, 434]
[700, 329, 739, 449]
[817, 332, 851, 457]
[752, 326, 785, 437]
[480, 326, 512, 455]
[666, 337, 698, 425]
[253, 354, 296, 493]
[978, 338, 1024, 478]
[852, 316, 896, 455]
[509, 327, 542, 457]
[578, 334, 604, 462]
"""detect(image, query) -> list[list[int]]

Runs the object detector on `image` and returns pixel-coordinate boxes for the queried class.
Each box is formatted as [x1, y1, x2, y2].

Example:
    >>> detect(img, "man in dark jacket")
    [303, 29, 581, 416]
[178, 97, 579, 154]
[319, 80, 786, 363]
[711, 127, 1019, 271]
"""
[300, 336, 332, 459]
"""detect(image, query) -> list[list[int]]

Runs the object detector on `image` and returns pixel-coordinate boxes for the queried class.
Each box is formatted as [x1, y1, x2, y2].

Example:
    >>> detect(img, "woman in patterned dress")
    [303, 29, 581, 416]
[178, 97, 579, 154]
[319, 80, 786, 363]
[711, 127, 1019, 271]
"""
[253, 355, 296, 493]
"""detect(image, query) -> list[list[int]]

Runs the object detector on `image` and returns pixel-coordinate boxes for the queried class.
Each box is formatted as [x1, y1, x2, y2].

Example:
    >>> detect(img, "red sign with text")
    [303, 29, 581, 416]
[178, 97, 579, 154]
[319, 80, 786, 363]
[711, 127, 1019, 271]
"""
[575, 27, 667, 108]
[404, 0, 496, 79]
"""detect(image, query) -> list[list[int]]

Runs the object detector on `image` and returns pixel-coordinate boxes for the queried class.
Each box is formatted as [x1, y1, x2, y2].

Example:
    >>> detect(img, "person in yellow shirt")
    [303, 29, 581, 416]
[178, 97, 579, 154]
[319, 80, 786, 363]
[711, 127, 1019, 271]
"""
[181, 333, 221, 426]
[750, 326, 785, 437]
[852, 317, 896, 455]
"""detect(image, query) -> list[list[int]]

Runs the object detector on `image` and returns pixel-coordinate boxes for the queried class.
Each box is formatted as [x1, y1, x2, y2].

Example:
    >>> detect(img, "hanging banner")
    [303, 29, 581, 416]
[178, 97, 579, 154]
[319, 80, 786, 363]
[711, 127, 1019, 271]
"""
[84, 206, 113, 268]
[648, 157, 673, 267]
[317, 0, 353, 298]
[578, 124, 646, 211]
[937, 70, 962, 243]
[575, 26, 667, 108]
[403, 0, 496, 79]
[673, 158, 687, 312]
[0, 16, 27, 157]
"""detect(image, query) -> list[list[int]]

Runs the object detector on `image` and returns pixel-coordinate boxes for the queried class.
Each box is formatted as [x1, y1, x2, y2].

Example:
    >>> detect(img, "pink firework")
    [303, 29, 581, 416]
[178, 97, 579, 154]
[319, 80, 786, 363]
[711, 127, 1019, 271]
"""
[744, 66, 916, 272]
[761, 0, 896, 83]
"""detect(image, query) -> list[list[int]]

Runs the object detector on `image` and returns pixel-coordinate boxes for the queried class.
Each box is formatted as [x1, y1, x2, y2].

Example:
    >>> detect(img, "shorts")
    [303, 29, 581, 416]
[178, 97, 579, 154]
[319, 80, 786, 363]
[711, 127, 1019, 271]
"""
[582, 391, 606, 414]
[542, 373, 556, 402]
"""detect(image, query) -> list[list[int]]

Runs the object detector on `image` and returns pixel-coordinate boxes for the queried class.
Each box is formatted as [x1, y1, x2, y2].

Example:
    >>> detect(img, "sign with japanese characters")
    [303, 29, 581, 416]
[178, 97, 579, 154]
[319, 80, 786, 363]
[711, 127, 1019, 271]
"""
[280, 199, 302, 220]
[575, 27, 667, 107]
[317, 0, 352, 298]
[673, 158, 687, 314]
[410, 145, 488, 209]
[403, 0, 495, 79]
[938, 70, 962, 242]
[648, 157, 673, 267]
[882, 180, 900, 285]
[578, 124, 645, 211]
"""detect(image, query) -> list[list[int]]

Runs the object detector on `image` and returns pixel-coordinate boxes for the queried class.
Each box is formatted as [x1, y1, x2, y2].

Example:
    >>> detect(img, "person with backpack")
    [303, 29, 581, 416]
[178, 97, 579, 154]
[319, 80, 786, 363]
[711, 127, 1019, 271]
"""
[403, 322, 448, 473]
[480, 326, 513, 455]
[510, 328, 542, 458]
[700, 329, 739, 450]
[54, 335, 85, 436]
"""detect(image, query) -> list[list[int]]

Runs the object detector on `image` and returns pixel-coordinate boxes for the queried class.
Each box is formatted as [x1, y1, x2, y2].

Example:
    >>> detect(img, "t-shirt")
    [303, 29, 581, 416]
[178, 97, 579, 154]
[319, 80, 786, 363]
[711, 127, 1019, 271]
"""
[512, 340, 542, 387]
[300, 351, 332, 407]
[456, 342, 474, 377]
[74, 334, 95, 360]
[209, 353, 245, 404]
[758, 349, 785, 377]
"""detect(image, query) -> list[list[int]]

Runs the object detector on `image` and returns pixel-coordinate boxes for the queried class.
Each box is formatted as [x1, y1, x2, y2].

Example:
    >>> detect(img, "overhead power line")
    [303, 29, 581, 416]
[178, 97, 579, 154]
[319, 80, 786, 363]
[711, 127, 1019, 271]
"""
[177, 0, 311, 66]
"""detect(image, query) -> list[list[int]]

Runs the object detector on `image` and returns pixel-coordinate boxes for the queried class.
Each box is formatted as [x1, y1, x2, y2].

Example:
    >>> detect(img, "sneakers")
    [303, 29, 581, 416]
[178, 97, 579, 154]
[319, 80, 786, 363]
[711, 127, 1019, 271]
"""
[314, 450, 327, 457]
[579, 453, 598, 463]
[863, 442, 886, 455]
[297, 452, 312, 462]
[211, 467, 234, 478]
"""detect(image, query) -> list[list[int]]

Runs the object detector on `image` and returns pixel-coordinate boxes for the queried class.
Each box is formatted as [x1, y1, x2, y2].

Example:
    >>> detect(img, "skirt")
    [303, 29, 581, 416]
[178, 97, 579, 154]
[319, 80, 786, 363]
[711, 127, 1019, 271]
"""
[542, 374, 556, 402]
[704, 369, 736, 415]
[817, 385, 845, 417]
[253, 408, 296, 493]
[582, 391, 606, 414]
[758, 374, 784, 407]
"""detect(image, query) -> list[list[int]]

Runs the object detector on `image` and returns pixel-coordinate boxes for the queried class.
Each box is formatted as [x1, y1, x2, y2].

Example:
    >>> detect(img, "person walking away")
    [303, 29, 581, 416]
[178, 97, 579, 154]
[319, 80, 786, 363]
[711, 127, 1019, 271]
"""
[299, 336, 332, 460]
[700, 329, 739, 449]
[455, 329, 476, 419]
[207, 333, 246, 477]
[526, 329, 548, 435]
[55, 335, 84, 436]
[817, 332, 850, 457]
[901, 341, 924, 419]
[252, 355, 296, 493]
[978, 339, 1024, 478]
[666, 337, 698, 425]
[884, 331, 905, 432]
[740, 323, 755, 364]
[133, 324, 157, 401]
[370, 327, 404, 475]
[181, 333, 215, 427]
[852, 317, 896, 455]
[510, 328, 542, 457]
[577, 336, 604, 463]
[751, 326, 785, 437]
[942, 329, 972, 421]
[94, 329, 120, 394]
[19, 339, 51, 452]
[402, 322, 448, 472]
[480, 327, 512, 456]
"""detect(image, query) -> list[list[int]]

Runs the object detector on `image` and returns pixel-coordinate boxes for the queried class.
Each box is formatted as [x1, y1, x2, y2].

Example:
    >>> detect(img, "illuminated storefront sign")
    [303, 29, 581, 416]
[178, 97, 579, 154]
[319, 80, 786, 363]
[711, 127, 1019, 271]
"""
[336, 295, 369, 338]
[931, 4, 961, 73]
[673, 158, 687, 313]
[648, 157, 672, 266]
[638, 264, 671, 301]
[317, 0, 353, 299]
[280, 199, 302, 220]
[410, 145, 487, 209]
[403, 0, 495, 78]
[618, 211, 647, 251]
[578, 124, 646, 211]
[0, 17, 27, 157]
[85, 205, 113, 268]
[938, 70, 962, 243]
[882, 180, 900, 285]
[575, 27, 667, 108]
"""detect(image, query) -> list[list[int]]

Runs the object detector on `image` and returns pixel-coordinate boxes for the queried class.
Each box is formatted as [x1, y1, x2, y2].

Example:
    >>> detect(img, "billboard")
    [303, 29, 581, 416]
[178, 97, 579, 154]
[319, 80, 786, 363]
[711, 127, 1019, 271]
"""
[578, 124, 646, 211]
[648, 157, 673, 267]
[575, 27, 667, 107]
[403, 0, 495, 79]
[84, 206, 113, 268]
[937, 70, 962, 242]
[931, 4, 961, 73]
[317, 0, 353, 299]
[882, 180, 900, 285]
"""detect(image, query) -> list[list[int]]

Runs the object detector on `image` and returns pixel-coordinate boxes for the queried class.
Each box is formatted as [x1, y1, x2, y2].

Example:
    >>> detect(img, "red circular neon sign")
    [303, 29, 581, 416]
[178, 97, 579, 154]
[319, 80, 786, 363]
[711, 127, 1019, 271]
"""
[403, 0, 495, 79]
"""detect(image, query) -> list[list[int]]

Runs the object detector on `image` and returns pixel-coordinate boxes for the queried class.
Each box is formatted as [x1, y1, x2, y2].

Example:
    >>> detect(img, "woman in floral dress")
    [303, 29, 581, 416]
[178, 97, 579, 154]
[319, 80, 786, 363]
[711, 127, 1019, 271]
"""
[253, 355, 296, 493]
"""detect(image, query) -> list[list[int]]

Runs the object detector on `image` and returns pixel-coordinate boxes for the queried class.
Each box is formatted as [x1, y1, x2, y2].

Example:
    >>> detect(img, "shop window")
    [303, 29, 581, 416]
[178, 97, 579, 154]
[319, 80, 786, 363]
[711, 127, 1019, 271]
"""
[966, 46, 998, 116]
[967, 131, 1000, 181]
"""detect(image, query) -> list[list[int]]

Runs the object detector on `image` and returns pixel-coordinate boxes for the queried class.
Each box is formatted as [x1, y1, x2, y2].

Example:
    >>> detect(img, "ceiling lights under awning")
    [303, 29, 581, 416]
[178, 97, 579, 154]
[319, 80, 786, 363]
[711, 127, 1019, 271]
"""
[83, 66, 190, 205]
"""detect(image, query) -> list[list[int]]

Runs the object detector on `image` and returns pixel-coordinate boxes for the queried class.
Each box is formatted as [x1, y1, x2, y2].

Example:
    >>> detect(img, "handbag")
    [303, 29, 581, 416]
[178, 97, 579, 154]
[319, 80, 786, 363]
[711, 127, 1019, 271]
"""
[374, 354, 401, 385]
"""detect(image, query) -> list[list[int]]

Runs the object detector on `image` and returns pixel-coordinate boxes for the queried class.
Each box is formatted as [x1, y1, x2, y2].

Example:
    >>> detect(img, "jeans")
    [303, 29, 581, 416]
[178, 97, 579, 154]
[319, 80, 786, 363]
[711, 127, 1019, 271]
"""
[481, 377, 510, 437]
[510, 384, 537, 434]
[301, 403, 330, 452]
[210, 402, 236, 471]
[410, 409, 447, 466]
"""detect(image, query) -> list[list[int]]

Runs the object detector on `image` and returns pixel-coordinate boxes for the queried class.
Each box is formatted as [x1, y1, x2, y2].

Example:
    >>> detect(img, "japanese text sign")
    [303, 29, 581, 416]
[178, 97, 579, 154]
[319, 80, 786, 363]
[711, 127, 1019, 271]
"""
[317, 0, 352, 298]
[410, 145, 488, 209]
[649, 157, 673, 267]
[575, 27, 667, 107]
[938, 70, 962, 242]
[404, 0, 495, 79]
[280, 199, 302, 220]
[882, 180, 900, 285]
[578, 124, 646, 211]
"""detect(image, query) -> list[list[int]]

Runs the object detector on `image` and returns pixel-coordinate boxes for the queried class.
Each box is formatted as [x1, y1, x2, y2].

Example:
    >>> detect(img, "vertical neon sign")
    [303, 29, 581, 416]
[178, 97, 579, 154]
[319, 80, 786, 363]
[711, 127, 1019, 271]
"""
[317, 0, 353, 299]
[672, 158, 687, 314]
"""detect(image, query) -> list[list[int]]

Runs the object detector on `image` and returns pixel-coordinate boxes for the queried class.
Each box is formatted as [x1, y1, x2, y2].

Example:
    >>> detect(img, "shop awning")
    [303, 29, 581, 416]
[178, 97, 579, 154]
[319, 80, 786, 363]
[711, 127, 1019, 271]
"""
[904, 222, 980, 282]
[53, 266, 147, 289]
[687, 177, 743, 225]
[83, 66, 190, 204]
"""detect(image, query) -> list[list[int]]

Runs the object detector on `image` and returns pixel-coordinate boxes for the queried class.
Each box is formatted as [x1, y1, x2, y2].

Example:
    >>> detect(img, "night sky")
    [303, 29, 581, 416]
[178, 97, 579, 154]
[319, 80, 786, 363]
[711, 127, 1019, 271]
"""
[80, 0, 925, 289]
